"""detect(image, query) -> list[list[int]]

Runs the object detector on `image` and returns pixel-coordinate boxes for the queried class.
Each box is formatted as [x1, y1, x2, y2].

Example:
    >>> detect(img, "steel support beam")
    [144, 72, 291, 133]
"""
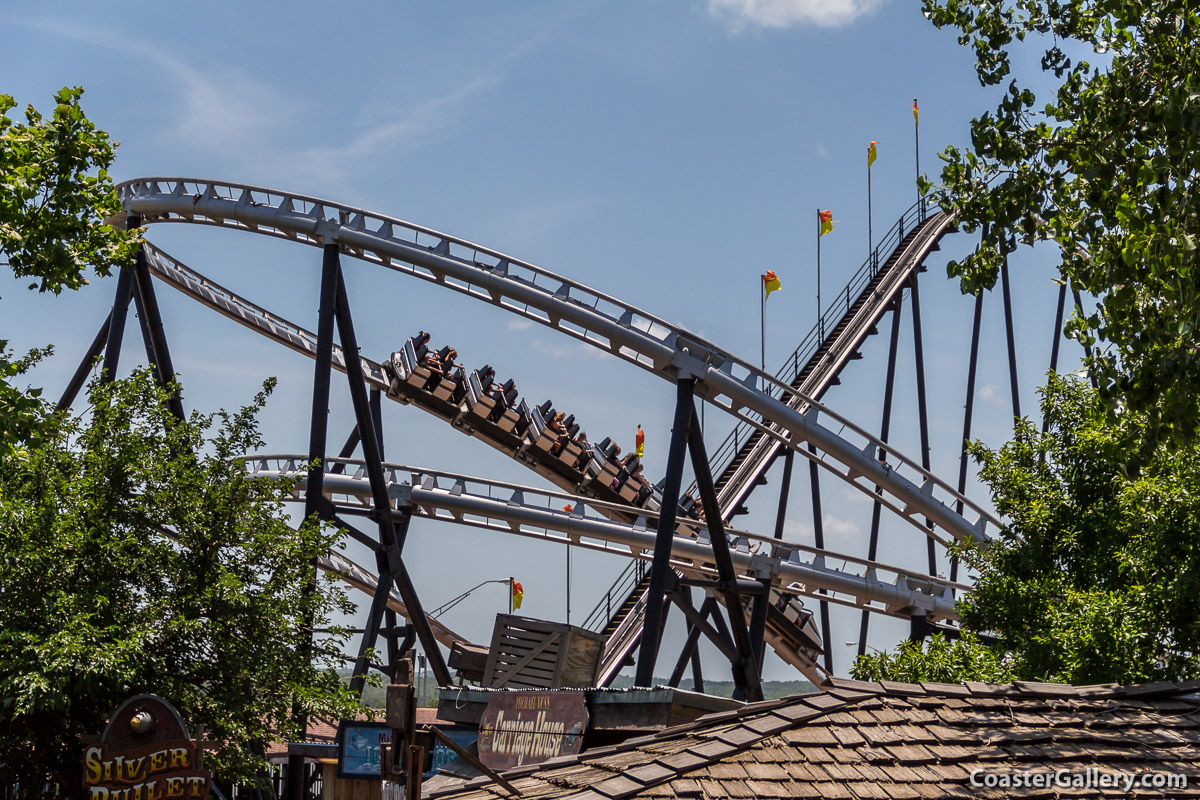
[331, 268, 451, 687]
[666, 587, 705, 691]
[908, 274, 937, 579]
[132, 289, 159, 378]
[687, 407, 763, 701]
[349, 511, 412, 697]
[371, 386, 402, 673]
[99, 214, 141, 382]
[288, 241, 340, 800]
[634, 377, 695, 688]
[807, 444, 833, 674]
[858, 298, 903, 658]
[666, 590, 738, 663]
[59, 313, 112, 409]
[331, 424, 361, 474]
[952, 291, 985, 584]
[999, 252, 1021, 421]
[1044, 282, 1069, 435]
[131, 243, 185, 422]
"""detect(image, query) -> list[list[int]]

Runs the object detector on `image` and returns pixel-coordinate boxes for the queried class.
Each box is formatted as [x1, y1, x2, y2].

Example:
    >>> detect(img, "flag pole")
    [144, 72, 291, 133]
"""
[913, 98, 920, 206]
[867, 147, 874, 270]
[761, 276, 766, 372]
[509, 576, 513, 614]
[816, 208, 822, 339]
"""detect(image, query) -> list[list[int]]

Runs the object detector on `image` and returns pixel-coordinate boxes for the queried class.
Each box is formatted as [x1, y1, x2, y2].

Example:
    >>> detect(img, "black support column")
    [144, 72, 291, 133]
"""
[858, 298, 903, 658]
[908, 274, 937, 579]
[288, 241, 341, 800]
[98, 214, 141, 383]
[807, 444, 834, 674]
[687, 408, 763, 701]
[952, 291, 985, 585]
[635, 377, 695, 689]
[131, 243, 185, 422]
[332, 268, 450, 687]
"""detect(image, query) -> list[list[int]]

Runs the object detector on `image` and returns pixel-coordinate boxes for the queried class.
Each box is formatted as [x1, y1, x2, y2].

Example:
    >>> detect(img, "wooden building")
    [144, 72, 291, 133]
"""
[422, 678, 1200, 799]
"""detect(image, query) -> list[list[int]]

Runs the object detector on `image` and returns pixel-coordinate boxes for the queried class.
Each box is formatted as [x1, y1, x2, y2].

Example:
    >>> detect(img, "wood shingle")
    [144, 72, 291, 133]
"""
[426, 679, 1200, 800]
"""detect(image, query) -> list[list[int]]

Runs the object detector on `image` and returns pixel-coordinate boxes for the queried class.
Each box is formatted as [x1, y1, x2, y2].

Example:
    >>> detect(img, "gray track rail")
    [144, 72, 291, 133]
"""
[322, 550, 468, 649]
[248, 456, 963, 622]
[119, 177, 998, 548]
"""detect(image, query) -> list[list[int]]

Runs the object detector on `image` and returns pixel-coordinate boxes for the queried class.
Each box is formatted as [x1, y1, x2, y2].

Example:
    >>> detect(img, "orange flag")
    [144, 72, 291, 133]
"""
[763, 269, 781, 299]
[818, 210, 834, 237]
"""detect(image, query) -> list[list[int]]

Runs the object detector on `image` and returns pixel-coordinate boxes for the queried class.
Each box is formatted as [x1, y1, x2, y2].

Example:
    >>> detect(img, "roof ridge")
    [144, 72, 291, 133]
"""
[822, 674, 1200, 700]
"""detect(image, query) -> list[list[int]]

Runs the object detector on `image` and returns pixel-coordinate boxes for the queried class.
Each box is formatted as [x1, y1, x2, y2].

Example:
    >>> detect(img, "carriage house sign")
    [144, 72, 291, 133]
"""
[84, 695, 209, 800]
[477, 691, 587, 770]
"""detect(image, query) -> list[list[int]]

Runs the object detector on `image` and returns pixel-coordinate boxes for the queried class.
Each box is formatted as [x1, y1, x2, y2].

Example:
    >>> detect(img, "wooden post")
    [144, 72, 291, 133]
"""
[405, 746, 425, 800]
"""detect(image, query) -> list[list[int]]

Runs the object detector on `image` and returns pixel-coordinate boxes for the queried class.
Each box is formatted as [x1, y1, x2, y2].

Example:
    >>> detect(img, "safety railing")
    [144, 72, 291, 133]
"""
[582, 558, 648, 633]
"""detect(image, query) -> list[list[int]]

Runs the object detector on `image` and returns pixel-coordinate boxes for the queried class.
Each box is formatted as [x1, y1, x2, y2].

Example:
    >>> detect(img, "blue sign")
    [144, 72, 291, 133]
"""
[337, 722, 391, 779]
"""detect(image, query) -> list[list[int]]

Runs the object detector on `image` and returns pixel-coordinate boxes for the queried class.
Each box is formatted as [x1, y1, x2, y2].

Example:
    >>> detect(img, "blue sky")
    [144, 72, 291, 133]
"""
[1, 1, 1079, 681]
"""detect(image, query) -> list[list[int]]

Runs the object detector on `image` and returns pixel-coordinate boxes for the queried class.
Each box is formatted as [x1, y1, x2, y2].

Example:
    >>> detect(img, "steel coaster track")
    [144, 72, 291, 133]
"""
[597, 203, 954, 682]
[322, 549, 468, 649]
[118, 177, 998, 548]
[140, 241, 828, 679]
[246, 456, 963, 622]
[705, 202, 955, 521]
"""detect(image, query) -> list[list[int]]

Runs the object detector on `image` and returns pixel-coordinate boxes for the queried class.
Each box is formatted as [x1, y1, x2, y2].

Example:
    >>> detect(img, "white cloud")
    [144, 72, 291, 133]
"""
[707, 0, 885, 30]
[784, 514, 864, 545]
[977, 384, 1004, 406]
[531, 338, 574, 359]
[507, 319, 534, 331]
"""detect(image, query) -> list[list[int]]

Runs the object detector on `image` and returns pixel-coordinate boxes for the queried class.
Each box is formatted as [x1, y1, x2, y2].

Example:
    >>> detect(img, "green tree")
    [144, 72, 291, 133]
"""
[854, 376, 1200, 685]
[850, 634, 1016, 684]
[0, 86, 138, 453]
[923, 0, 1200, 441]
[0, 372, 361, 793]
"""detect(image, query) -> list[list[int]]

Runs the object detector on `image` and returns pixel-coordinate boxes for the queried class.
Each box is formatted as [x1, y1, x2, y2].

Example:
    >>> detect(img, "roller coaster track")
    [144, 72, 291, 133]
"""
[248, 456, 964, 623]
[323, 549, 468, 649]
[140, 240, 834, 680]
[117, 177, 995, 685]
[118, 178, 998, 546]
[598, 202, 955, 682]
[706, 203, 954, 520]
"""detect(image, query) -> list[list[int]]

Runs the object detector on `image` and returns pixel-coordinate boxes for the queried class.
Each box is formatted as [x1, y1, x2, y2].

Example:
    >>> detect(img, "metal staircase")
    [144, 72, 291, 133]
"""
[594, 200, 954, 684]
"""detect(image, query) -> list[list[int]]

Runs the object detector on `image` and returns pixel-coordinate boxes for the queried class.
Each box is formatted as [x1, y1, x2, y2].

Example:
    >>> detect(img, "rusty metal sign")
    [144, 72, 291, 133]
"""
[477, 692, 587, 770]
[83, 695, 209, 800]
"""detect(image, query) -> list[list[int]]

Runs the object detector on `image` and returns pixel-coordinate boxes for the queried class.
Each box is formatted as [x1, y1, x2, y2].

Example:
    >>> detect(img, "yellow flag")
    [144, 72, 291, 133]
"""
[512, 579, 524, 610]
[912, 99, 919, 127]
[868, 141, 878, 168]
[762, 269, 781, 299]
[818, 210, 834, 237]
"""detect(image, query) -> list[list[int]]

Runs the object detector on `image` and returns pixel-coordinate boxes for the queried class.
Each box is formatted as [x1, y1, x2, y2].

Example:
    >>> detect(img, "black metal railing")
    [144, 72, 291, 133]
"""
[583, 558, 648, 632]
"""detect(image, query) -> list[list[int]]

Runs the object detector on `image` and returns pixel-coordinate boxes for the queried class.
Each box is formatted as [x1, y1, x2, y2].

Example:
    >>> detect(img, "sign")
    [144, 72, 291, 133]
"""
[425, 727, 478, 777]
[477, 692, 586, 770]
[337, 721, 391, 779]
[84, 695, 209, 800]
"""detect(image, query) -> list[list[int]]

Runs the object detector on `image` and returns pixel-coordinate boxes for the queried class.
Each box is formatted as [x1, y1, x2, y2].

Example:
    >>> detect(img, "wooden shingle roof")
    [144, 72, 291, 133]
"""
[426, 678, 1200, 799]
